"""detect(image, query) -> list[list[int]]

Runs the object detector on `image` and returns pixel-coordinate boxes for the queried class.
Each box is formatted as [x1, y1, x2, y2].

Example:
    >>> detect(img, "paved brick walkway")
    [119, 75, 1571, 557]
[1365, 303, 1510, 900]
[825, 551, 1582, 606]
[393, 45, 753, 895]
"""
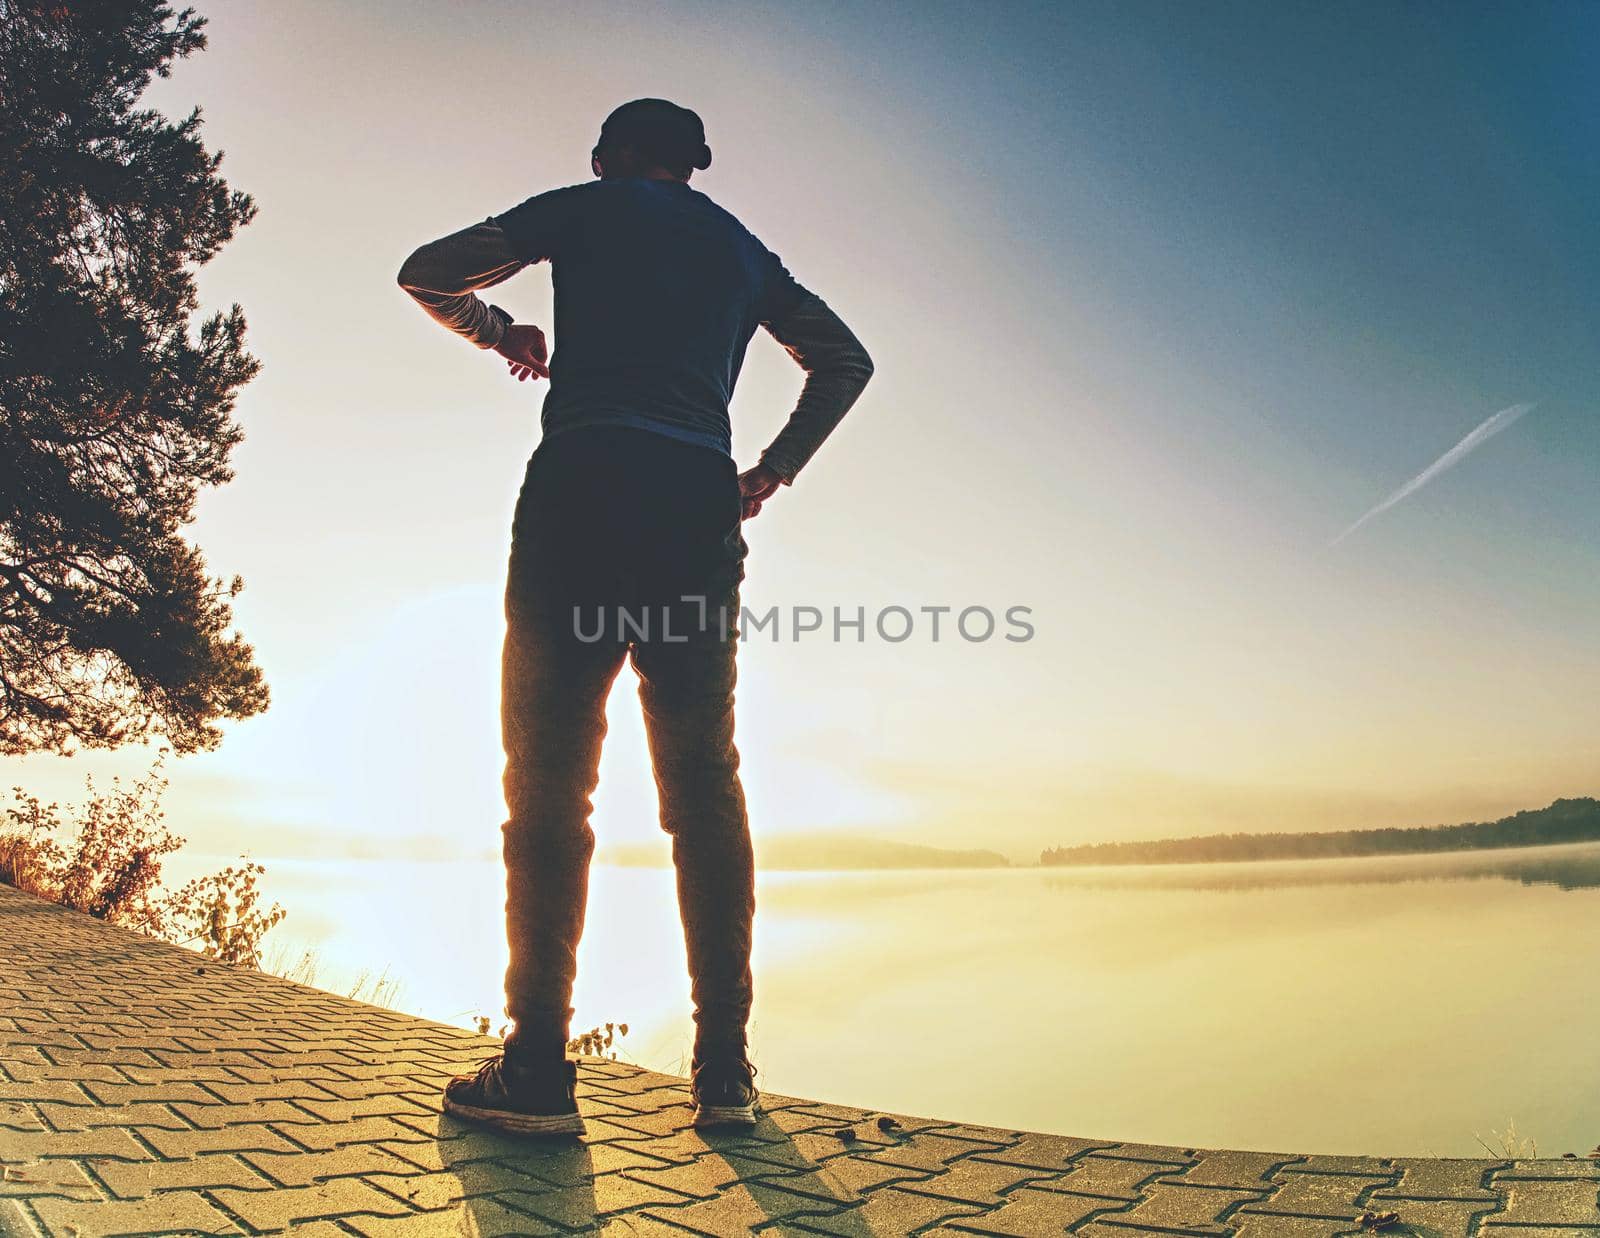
[1, 885, 1596, 1237]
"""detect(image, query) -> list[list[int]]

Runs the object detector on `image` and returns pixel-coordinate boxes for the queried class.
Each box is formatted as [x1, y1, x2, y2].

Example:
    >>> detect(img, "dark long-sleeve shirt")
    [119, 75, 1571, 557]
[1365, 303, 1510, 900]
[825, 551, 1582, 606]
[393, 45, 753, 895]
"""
[398, 177, 872, 483]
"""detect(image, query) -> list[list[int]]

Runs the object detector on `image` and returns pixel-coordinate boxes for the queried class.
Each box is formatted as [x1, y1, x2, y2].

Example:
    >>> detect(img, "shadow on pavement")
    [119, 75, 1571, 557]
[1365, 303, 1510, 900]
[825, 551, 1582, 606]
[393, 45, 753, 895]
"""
[685, 1111, 880, 1235]
[435, 1116, 601, 1234]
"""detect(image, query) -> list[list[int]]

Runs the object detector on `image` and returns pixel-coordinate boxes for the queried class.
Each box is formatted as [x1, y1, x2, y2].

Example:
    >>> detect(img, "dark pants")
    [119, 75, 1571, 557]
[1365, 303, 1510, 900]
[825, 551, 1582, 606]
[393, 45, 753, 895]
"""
[498, 425, 754, 1059]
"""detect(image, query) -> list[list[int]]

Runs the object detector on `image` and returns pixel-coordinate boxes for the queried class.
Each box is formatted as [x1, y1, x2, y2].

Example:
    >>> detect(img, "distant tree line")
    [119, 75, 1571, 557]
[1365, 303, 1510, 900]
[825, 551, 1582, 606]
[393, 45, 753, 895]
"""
[1039, 798, 1600, 867]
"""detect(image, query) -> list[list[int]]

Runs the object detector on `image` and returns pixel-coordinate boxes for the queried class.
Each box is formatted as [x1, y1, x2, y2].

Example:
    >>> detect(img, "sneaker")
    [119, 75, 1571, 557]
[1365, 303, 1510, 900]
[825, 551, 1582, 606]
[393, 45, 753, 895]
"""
[691, 1052, 759, 1127]
[443, 1052, 585, 1137]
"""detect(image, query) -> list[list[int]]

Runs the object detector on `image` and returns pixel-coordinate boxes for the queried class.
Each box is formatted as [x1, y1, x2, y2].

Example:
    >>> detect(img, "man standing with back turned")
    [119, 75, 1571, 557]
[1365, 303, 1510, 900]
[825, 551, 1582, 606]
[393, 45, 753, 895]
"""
[398, 100, 873, 1135]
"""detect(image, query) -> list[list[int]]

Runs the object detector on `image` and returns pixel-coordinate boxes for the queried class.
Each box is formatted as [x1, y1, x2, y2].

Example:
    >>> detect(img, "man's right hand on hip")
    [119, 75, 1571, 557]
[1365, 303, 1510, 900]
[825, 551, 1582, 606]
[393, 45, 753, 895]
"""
[496, 324, 549, 382]
[737, 464, 783, 519]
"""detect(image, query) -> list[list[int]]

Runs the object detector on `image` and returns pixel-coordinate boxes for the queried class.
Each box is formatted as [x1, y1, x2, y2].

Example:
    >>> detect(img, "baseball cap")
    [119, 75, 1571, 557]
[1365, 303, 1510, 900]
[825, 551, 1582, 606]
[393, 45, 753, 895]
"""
[595, 98, 712, 172]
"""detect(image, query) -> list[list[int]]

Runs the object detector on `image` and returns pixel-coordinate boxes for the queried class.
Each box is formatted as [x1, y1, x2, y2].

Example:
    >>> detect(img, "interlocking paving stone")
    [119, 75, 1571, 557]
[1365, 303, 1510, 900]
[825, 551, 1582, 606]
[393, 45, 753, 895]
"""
[132, 1121, 304, 1158]
[846, 1110, 952, 1137]
[1289, 1155, 1396, 1177]
[0, 1107, 46, 1134]
[1240, 1170, 1396, 1220]
[0, 1157, 100, 1199]
[90, 1153, 274, 1198]
[34, 1101, 193, 1132]
[0, 881, 1582, 1237]
[1373, 1157, 1506, 1200]
[1478, 1229, 1600, 1238]
[30, 1191, 244, 1236]
[593, 1103, 700, 1140]
[1033, 1151, 1180, 1200]
[782, 1131, 896, 1166]
[210, 1178, 416, 1229]
[287, 1093, 438, 1123]
[776, 1118, 901, 1154]
[592, 1168, 703, 1216]
[784, 1215, 880, 1237]
[619, 1155, 756, 1199]
[895, 1156, 1055, 1205]
[381, 1126, 565, 1171]
[845, 1184, 988, 1232]
[1174, 1151, 1305, 1189]
[936, 1184, 1114, 1234]
[537, 1138, 671, 1182]
[934, 1123, 1030, 1146]
[779, 1152, 935, 1199]
[971, 1133, 1117, 1171]
[171, 1098, 326, 1130]
[0, 1126, 151, 1162]
[1358, 1198, 1503, 1233]
[780, 1113, 870, 1132]
[363, 1168, 533, 1210]
[591, 1085, 694, 1115]
[0, 1082, 95, 1106]
[1498, 1160, 1600, 1180]
[762, 1107, 846, 1136]
[77, 1080, 217, 1107]
[0, 1200, 40, 1237]
[342, 1204, 563, 1236]
[1083, 1180, 1266, 1233]
[117, 1068, 253, 1087]
[268, 1113, 430, 1150]
[1230, 1216, 1357, 1237]
[195, 1078, 340, 1105]
[861, 1131, 1011, 1173]
[241, 1142, 424, 1187]
[514, 1179, 675, 1230]
[1102, 1142, 1201, 1165]
[643, 1181, 817, 1234]
[1488, 1179, 1600, 1226]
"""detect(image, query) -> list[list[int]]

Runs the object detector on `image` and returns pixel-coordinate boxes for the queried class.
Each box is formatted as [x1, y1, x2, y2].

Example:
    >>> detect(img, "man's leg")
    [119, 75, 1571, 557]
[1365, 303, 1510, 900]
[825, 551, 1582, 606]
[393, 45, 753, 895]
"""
[499, 587, 627, 1057]
[632, 587, 761, 1127]
[631, 600, 754, 1058]
[445, 441, 627, 1136]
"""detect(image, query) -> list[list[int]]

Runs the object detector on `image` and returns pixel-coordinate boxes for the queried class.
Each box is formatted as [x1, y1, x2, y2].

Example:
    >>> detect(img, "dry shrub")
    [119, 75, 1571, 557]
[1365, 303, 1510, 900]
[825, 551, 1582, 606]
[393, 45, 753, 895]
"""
[1, 749, 283, 965]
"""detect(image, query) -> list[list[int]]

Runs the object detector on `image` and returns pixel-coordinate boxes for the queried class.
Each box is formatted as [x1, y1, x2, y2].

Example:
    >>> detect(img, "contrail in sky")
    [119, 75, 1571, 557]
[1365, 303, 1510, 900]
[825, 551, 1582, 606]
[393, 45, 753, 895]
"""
[1331, 401, 1536, 546]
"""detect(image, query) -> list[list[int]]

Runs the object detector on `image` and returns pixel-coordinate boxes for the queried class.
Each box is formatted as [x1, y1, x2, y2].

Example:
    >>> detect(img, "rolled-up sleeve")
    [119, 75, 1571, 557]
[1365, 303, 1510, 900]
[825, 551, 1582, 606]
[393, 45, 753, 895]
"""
[397, 220, 525, 349]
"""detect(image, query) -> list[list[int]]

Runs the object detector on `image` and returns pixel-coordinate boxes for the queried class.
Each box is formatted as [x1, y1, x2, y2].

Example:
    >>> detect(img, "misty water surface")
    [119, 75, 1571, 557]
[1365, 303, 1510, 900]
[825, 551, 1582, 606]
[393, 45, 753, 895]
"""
[169, 841, 1600, 1156]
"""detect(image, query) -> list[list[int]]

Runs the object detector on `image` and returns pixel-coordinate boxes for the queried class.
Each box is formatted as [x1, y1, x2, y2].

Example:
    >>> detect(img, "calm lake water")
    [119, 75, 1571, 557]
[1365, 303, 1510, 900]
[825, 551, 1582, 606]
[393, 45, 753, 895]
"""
[175, 843, 1600, 1157]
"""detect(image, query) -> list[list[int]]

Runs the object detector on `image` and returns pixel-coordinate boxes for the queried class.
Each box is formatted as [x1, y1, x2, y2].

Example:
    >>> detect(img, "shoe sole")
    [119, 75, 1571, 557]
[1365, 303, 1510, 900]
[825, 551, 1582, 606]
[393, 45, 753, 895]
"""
[693, 1101, 759, 1128]
[443, 1095, 586, 1137]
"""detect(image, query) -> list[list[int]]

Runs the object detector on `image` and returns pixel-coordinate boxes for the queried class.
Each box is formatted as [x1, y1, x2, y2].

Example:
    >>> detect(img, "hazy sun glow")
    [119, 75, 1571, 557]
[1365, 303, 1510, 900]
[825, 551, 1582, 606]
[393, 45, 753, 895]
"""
[13, 1, 1597, 869]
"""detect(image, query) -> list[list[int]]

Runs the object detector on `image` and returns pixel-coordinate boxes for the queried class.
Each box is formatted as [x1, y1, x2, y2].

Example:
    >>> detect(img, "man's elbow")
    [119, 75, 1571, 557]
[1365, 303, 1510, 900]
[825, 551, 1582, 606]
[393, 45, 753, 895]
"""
[843, 341, 875, 391]
[396, 243, 436, 294]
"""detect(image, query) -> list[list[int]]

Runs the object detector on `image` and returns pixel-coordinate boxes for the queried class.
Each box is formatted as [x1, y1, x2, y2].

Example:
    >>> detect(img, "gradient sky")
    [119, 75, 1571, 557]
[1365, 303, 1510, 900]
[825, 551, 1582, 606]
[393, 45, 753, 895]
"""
[13, 0, 1599, 863]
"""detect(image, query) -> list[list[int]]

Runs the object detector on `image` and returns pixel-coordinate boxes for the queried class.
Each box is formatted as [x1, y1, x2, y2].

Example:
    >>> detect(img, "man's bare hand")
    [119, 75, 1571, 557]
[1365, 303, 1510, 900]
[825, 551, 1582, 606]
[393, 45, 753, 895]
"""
[495, 324, 549, 381]
[738, 463, 783, 519]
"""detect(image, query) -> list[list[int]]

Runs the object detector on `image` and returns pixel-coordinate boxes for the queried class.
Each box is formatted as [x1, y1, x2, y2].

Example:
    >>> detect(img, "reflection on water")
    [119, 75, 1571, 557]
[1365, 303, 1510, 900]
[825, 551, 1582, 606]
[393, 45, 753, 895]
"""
[169, 842, 1600, 1158]
[1042, 841, 1600, 893]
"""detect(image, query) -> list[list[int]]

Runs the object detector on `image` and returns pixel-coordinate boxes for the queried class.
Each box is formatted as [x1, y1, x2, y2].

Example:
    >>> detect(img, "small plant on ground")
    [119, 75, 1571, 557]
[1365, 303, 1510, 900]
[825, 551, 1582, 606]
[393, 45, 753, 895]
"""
[347, 966, 403, 1009]
[163, 861, 284, 967]
[3, 755, 182, 935]
[461, 1016, 631, 1059]
[1475, 1117, 1538, 1159]
[263, 942, 321, 987]
[0, 749, 284, 967]
[569, 1022, 629, 1060]
[260, 945, 403, 1009]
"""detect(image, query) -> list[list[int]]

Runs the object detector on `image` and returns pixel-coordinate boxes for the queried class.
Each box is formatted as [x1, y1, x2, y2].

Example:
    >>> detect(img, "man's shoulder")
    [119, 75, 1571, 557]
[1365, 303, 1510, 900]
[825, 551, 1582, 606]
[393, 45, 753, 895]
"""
[499, 180, 603, 213]
[491, 182, 611, 261]
[684, 191, 792, 267]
